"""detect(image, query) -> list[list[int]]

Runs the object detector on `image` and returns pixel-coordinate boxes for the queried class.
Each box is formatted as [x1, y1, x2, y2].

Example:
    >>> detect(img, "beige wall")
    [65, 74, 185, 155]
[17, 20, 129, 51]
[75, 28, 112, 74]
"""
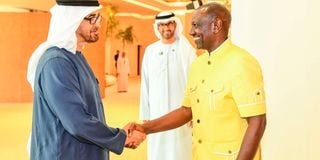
[232, 0, 320, 159]
[105, 16, 157, 76]
[0, 12, 106, 102]
[0, 13, 49, 102]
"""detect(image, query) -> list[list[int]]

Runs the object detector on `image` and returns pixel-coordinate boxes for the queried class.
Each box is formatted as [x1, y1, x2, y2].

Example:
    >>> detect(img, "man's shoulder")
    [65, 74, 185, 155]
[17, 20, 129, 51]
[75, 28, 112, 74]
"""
[40, 47, 72, 63]
[231, 45, 257, 60]
[45, 47, 67, 56]
[227, 44, 262, 69]
[36, 47, 74, 74]
[144, 41, 162, 58]
[146, 40, 162, 49]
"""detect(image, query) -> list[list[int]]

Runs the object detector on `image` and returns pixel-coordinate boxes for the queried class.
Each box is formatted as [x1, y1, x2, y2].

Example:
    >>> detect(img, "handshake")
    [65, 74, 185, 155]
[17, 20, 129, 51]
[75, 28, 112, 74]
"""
[123, 122, 147, 149]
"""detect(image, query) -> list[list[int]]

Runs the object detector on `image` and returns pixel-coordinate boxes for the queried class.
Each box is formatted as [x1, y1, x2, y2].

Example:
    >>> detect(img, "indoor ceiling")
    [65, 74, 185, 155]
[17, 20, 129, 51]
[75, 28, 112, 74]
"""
[0, 0, 230, 18]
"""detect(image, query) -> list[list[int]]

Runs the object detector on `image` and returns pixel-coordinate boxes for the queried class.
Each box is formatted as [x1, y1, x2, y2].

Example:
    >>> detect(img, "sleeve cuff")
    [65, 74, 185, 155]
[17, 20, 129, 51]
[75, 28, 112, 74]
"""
[111, 129, 127, 155]
[238, 103, 266, 117]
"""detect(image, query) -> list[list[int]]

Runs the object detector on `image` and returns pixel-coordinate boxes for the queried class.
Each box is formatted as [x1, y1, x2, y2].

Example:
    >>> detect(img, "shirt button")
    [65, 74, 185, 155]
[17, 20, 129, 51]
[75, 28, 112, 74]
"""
[202, 79, 205, 83]
[198, 139, 202, 144]
[228, 150, 232, 154]
[197, 119, 200, 123]
[197, 99, 200, 103]
[211, 89, 214, 92]
[208, 61, 211, 65]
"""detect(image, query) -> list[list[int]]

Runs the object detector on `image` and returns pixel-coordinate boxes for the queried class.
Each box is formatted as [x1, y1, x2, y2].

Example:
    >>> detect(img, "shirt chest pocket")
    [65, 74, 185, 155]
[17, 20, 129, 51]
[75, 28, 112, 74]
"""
[200, 84, 224, 111]
[189, 83, 225, 111]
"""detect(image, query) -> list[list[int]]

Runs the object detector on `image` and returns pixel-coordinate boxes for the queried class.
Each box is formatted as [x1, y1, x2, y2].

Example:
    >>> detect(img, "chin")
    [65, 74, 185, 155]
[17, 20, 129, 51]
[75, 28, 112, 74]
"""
[88, 37, 99, 43]
[195, 43, 202, 49]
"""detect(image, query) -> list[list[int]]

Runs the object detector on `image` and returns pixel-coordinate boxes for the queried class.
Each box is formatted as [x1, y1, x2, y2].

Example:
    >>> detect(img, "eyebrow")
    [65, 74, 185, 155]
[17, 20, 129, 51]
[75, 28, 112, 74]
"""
[86, 13, 97, 18]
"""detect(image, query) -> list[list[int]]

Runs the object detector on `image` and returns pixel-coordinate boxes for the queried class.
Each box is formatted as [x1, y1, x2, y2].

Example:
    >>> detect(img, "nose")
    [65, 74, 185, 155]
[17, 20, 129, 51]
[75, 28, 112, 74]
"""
[94, 21, 101, 28]
[189, 27, 195, 37]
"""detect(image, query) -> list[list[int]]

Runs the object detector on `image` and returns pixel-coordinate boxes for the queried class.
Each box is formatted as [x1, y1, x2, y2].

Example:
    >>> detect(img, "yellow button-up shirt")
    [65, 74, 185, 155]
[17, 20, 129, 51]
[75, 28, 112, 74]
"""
[183, 39, 266, 160]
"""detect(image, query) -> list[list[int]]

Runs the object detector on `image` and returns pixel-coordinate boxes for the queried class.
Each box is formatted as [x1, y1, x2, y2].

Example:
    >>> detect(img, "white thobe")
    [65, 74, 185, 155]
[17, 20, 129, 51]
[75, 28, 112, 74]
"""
[117, 56, 130, 92]
[140, 38, 196, 160]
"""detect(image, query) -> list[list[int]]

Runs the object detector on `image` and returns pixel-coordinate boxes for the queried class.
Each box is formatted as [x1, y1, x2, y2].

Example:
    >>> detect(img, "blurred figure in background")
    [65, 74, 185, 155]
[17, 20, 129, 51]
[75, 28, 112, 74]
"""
[117, 51, 130, 92]
[114, 49, 120, 69]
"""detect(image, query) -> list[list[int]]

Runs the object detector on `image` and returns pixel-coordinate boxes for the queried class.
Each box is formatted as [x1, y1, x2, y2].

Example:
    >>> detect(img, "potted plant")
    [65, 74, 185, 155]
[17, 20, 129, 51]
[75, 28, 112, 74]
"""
[116, 25, 136, 50]
[102, 5, 119, 37]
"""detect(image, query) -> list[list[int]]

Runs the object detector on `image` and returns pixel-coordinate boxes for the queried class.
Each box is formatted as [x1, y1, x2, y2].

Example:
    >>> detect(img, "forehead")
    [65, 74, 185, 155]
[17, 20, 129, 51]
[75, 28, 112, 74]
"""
[158, 20, 175, 24]
[192, 7, 208, 21]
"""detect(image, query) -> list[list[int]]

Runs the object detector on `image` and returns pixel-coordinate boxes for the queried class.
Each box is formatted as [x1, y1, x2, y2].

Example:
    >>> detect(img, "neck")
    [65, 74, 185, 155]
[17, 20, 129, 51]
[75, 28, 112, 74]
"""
[208, 36, 228, 53]
[76, 41, 87, 52]
[162, 36, 176, 44]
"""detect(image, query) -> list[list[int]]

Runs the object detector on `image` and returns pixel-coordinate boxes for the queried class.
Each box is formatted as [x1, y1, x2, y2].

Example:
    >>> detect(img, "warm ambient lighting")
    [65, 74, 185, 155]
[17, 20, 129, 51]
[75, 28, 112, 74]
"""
[123, 0, 162, 12]
[154, 0, 190, 7]
[0, 5, 29, 12]
[116, 9, 192, 19]
[116, 13, 154, 19]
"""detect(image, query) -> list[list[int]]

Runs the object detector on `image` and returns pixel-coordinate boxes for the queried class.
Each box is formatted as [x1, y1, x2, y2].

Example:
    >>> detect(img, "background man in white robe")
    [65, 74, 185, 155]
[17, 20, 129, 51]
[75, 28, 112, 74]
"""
[117, 51, 130, 92]
[139, 11, 196, 160]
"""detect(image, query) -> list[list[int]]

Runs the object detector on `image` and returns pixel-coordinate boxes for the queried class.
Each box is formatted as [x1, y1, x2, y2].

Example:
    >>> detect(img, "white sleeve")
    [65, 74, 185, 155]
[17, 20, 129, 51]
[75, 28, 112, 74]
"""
[126, 58, 130, 74]
[139, 48, 150, 120]
[27, 132, 31, 158]
[188, 43, 197, 65]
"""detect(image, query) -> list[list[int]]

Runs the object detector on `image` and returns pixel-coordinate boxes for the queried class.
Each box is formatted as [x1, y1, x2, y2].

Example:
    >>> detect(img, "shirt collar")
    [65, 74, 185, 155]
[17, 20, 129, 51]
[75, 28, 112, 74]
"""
[209, 38, 231, 57]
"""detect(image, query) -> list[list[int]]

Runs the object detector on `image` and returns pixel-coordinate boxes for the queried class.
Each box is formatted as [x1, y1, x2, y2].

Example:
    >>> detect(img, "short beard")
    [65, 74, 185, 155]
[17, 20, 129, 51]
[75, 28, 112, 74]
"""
[86, 33, 99, 43]
[162, 31, 174, 40]
[88, 35, 99, 42]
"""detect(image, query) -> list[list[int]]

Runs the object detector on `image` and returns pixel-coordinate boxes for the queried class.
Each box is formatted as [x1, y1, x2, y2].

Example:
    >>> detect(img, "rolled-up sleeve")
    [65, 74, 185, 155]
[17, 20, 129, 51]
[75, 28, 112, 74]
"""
[231, 56, 266, 117]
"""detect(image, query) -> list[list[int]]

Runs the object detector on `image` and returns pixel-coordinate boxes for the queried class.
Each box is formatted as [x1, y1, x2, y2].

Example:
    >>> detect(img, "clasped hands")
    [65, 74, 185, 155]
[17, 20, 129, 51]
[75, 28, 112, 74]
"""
[123, 122, 146, 149]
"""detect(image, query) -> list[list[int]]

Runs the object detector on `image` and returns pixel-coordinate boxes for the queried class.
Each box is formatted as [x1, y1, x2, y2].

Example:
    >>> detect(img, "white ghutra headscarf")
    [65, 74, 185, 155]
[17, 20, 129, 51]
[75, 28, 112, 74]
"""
[27, 4, 101, 91]
[153, 11, 184, 40]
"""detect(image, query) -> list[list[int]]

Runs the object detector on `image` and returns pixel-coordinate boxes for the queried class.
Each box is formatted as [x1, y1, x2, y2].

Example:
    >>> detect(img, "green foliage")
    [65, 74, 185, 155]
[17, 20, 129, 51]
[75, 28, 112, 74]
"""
[116, 26, 136, 49]
[102, 5, 119, 37]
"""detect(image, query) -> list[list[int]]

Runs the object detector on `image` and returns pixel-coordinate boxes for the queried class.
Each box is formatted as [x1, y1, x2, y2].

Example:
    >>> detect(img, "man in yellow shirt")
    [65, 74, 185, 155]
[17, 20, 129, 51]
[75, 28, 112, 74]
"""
[129, 2, 266, 160]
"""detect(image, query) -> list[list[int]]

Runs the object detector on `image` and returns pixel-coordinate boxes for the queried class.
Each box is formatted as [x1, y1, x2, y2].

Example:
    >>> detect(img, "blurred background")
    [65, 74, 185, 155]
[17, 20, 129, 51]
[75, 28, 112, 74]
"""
[0, 0, 319, 159]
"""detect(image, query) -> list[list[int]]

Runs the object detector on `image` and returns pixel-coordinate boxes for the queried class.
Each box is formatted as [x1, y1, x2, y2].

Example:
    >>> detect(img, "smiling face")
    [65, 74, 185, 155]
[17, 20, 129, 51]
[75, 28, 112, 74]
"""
[76, 11, 101, 43]
[157, 20, 176, 40]
[189, 3, 231, 53]
[189, 8, 214, 51]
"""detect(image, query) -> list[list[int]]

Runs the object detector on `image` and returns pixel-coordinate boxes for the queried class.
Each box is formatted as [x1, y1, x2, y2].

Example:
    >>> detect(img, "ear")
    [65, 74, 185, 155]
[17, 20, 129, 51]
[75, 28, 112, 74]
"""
[211, 18, 223, 33]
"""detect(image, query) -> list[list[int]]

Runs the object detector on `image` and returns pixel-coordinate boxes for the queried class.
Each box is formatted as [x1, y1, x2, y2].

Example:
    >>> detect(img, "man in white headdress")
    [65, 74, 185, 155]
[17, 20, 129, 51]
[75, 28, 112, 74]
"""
[117, 51, 130, 92]
[139, 11, 196, 160]
[26, 0, 145, 159]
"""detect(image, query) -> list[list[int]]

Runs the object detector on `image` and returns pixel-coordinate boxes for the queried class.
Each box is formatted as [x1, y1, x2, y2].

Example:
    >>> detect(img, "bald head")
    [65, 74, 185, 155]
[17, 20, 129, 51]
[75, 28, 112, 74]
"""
[189, 2, 231, 52]
[199, 3, 231, 36]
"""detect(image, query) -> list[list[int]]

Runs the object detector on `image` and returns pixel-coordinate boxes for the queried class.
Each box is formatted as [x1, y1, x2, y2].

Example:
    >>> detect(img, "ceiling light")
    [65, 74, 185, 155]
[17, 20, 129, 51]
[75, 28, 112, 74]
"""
[186, 0, 203, 10]
[116, 13, 154, 19]
[154, 0, 190, 7]
[123, 0, 162, 12]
